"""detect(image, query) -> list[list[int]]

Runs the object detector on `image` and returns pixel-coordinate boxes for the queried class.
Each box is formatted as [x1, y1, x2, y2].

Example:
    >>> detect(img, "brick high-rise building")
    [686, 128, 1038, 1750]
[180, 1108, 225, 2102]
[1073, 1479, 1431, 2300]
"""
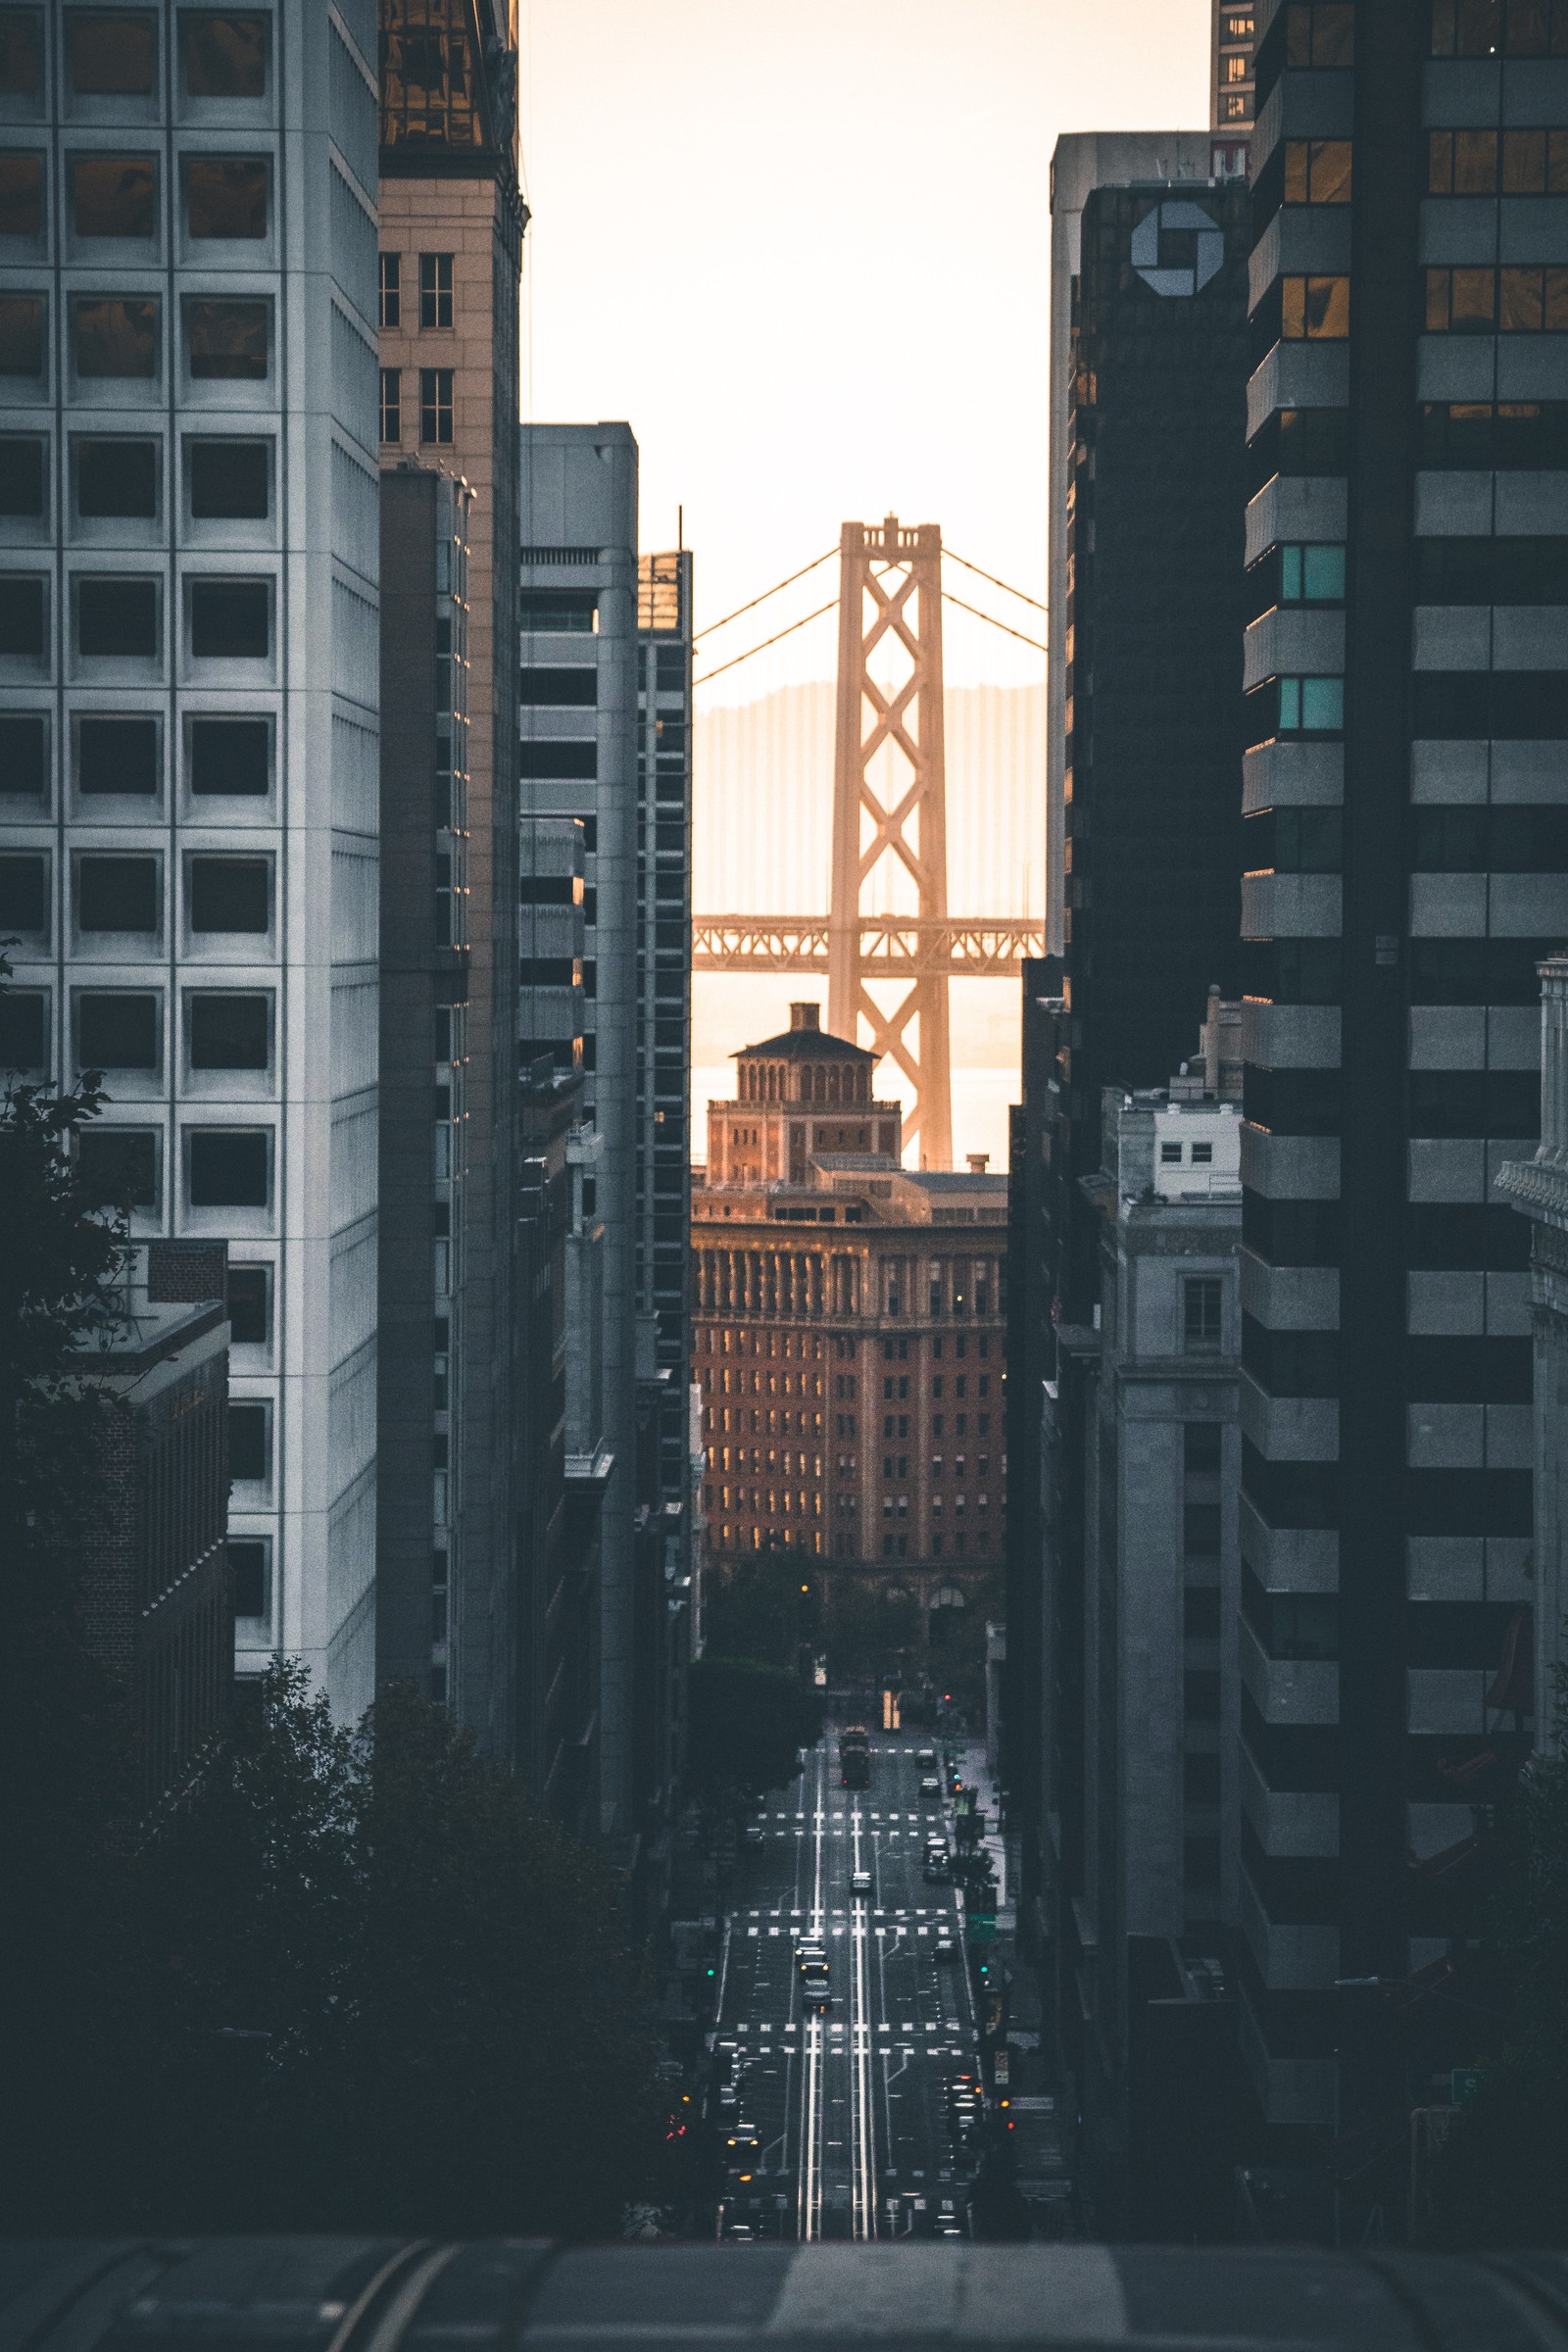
[694, 1007, 1008, 1636]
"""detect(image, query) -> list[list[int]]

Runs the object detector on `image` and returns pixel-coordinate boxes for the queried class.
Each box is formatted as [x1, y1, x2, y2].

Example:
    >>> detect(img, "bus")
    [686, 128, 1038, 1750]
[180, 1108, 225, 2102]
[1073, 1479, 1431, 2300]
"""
[839, 1726, 870, 1788]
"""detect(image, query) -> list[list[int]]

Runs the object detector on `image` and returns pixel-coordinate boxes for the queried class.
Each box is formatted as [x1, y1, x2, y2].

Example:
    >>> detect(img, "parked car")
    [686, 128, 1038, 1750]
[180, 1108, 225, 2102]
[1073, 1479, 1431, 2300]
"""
[851, 1868, 872, 1895]
[916, 1747, 937, 1766]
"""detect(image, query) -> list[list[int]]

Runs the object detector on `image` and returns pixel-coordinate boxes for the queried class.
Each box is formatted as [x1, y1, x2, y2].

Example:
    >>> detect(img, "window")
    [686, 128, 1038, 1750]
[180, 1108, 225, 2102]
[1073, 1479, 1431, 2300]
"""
[188, 439, 268, 519]
[519, 589, 597, 633]
[0, 574, 44, 656]
[379, 252, 401, 329]
[419, 368, 453, 445]
[1283, 3, 1354, 65]
[520, 666, 598, 707]
[76, 1127, 157, 1207]
[189, 715, 268, 797]
[1419, 400, 1568, 469]
[188, 856, 268, 931]
[379, 368, 402, 444]
[226, 1270, 270, 1345]
[0, 153, 41, 238]
[180, 14, 270, 99]
[1183, 1277, 1224, 1356]
[79, 714, 157, 795]
[0, 853, 45, 932]
[1282, 138, 1352, 203]
[68, 13, 156, 95]
[1185, 1752, 1222, 1803]
[1282, 275, 1350, 338]
[1273, 675, 1344, 735]
[1192, 1140, 1214, 1165]
[1184, 1499, 1223, 1555]
[185, 157, 267, 239]
[1160, 1140, 1183, 1165]
[0, 988, 43, 1069]
[78, 855, 157, 931]
[0, 294, 42, 377]
[1498, 127, 1568, 193]
[1423, 267, 1491, 332]
[0, 713, 45, 794]
[77, 577, 157, 660]
[229, 1536, 269, 1619]
[1184, 1420, 1223, 1474]
[190, 1128, 269, 1207]
[186, 296, 267, 379]
[1279, 543, 1345, 603]
[189, 992, 268, 1068]
[1430, 0, 1568, 54]
[74, 296, 158, 377]
[418, 252, 454, 328]
[77, 992, 157, 1068]
[189, 579, 269, 659]
[227, 1397, 269, 1478]
[1428, 128, 1498, 192]
[0, 13, 42, 97]
[75, 437, 156, 521]
[71, 156, 155, 238]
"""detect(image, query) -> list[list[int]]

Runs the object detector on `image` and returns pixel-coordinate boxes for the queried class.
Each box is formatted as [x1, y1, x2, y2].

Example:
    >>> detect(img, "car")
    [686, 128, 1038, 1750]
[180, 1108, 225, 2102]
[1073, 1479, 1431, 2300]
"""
[851, 1868, 872, 1895]
[935, 1935, 958, 1962]
[919, 1774, 942, 1796]
[804, 1982, 833, 2009]
[743, 1823, 765, 1846]
[797, 1940, 827, 1973]
[802, 1960, 830, 1988]
[923, 1859, 950, 1884]
[916, 1747, 936, 1766]
[723, 2222, 757, 2242]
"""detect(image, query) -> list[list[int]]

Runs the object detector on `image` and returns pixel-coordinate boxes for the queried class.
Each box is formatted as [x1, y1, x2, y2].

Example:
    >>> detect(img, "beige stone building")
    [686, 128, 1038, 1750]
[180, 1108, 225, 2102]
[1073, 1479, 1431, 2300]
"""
[694, 1007, 1008, 1628]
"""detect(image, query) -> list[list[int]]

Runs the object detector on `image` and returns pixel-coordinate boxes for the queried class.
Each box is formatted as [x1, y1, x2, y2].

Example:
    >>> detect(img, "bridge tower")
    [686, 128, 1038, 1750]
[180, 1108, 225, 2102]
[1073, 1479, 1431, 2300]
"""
[827, 516, 953, 1169]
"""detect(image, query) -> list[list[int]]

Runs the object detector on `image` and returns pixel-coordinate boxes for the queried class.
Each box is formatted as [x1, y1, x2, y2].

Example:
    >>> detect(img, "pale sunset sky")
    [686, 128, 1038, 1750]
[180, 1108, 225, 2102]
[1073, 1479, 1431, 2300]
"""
[518, 0, 1211, 686]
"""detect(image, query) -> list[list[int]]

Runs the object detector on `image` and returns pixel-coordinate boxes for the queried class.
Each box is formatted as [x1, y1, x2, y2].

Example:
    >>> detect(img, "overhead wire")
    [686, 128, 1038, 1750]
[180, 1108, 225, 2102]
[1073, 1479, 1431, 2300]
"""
[694, 549, 838, 644]
[692, 597, 839, 688]
[940, 590, 1047, 655]
[943, 548, 1049, 615]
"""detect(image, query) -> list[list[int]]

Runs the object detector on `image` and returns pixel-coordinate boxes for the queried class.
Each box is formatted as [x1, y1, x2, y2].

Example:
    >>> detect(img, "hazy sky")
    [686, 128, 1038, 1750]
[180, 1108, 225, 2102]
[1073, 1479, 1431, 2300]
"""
[519, 0, 1211, 690]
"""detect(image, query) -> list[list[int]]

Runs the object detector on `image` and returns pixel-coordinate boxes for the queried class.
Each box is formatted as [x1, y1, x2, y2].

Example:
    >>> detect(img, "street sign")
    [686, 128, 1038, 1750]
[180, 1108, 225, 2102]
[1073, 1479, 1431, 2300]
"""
[993, 2049, 1009, 2086]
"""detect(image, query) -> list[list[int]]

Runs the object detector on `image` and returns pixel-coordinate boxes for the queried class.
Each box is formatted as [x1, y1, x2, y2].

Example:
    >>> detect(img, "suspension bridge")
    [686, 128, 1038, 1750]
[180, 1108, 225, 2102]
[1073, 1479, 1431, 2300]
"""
[692, 516, 1048, 1169]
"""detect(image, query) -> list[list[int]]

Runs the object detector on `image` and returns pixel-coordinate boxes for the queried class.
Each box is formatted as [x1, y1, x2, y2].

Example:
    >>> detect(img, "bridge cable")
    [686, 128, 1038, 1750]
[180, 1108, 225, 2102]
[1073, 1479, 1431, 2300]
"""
[943, 548, 1049, 615]
[693, 597, 839, 689]
[694, 548, 837, 644]
[940, 590, 1048, 656]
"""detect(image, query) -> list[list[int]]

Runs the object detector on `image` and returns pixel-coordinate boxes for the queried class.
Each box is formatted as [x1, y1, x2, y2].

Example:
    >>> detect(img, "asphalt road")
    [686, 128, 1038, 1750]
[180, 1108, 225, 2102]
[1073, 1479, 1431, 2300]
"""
[712, 1727, 978, 2243]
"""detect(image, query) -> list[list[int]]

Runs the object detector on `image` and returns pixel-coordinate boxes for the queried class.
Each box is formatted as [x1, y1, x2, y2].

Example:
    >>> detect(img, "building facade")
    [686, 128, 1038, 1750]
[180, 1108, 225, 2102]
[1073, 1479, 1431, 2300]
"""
[1057, 172, 1252, 1314]
[375, 0, 524, 1754]
[74, 1239, 232, 1814]
[1237, 0, 1564, 2160]
[1499, 955, 1568, 1742]
[1051, 1075, 1245, 2234]
[517, 421, 641, 1837]
[1212, 2, 1257, 130]
[695, 1008, 1008, 1629]
[0, 1, 382, 1713]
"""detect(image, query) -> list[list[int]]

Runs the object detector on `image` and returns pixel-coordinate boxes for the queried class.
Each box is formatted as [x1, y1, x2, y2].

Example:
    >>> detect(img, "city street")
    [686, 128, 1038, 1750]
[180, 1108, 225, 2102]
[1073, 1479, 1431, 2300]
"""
[711, 1729, 979, 2241]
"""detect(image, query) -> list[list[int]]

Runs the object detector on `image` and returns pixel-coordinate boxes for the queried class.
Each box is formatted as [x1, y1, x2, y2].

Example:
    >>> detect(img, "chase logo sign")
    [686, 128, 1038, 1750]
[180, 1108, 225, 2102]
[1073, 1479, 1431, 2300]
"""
[1131, 199, 1223, 298]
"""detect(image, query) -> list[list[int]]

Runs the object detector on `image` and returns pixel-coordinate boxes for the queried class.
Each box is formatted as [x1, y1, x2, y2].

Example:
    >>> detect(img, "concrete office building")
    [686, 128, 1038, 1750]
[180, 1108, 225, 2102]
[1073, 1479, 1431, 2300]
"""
[374, 2, 524, 1752]
[1499, 955, 1568, 1740]
[1054, 170, 1252, 1312]
[1237, 0, 1567, 2177]
[1047, 132, 1243, 962]
[1047, 1067, 1244, 2235]
[0, 3, 381, 1712]
[695, 1008, 1008, 1627]
[517, 422, 641, 1837]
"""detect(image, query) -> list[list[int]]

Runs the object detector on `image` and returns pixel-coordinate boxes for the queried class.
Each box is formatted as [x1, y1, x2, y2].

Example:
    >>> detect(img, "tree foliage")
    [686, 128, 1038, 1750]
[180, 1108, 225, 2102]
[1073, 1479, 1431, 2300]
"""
[687, 1657, 823, 1797]
[1, 1665, 661, 2238]
[1430, 1657, 1568, 2247]
[702, 1545, 811, 1672]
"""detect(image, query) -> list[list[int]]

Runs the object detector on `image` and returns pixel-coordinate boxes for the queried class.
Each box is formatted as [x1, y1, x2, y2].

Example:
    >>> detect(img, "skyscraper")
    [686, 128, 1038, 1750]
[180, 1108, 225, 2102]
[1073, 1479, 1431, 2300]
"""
[517, 422, 641, 1838]
[0, 3, 381, 1713]
[375, 1, 525, 1752]
[1212, 3, 1257, 130]
[1238, 0, 1563, 2183]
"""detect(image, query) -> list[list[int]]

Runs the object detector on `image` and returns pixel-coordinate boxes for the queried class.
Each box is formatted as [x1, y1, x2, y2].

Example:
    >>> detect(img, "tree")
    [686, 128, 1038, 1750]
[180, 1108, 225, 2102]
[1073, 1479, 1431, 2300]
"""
[703, 1544, 813, 1672]
[687, 1657, 823, 1798]
[1429, 1655, 1568, 2247]
[0, 1665, 662, 2240]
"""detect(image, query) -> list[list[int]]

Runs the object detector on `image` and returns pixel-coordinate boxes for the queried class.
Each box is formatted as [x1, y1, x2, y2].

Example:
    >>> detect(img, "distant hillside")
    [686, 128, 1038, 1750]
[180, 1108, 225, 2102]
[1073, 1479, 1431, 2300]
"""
[694, 680, 1047, 922]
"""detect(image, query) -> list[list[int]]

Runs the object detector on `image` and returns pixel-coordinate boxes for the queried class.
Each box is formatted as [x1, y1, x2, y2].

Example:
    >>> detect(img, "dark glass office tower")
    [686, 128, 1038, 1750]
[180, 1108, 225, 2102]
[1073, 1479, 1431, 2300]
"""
[1239, 0, 1562, 2196]
[1059, 175, 1252, 1312]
